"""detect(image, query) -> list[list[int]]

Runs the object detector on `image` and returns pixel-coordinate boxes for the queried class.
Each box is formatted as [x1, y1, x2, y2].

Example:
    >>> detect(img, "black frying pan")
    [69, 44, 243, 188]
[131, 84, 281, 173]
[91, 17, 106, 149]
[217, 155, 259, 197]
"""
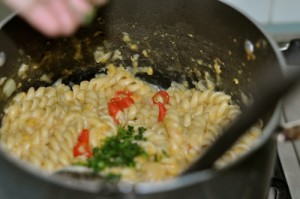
[0, 0, 287, 198]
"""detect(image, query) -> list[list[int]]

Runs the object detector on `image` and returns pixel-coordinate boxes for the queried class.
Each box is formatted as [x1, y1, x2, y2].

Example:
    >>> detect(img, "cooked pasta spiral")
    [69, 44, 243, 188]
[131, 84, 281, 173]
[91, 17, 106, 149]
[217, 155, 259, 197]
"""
[0, 65, 262, 183]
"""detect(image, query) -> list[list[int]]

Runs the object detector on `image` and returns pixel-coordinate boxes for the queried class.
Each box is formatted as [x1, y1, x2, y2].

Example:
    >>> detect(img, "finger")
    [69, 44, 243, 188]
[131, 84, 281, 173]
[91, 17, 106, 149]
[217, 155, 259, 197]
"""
[68, 0, 93, 22]
[49, 0, 80, 35]
[20, 3, 62, 37]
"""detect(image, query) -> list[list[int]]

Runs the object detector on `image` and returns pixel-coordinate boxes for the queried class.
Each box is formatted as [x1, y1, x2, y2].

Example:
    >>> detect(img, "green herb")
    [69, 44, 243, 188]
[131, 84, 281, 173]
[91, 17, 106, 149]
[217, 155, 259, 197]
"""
[104, 173, 122, 182]
[87, 126, 147, 172]
[162, 150, 169, 157]
[73, 161, 88, 166]
[83, 7, 98, 25]
[153, 150, 169, 162]
[134, 127, 147, 141]
[154, 154, 161, 162]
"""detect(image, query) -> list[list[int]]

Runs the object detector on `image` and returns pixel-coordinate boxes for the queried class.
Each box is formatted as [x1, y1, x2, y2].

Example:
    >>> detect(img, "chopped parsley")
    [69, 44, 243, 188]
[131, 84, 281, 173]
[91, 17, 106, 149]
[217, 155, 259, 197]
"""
[87, 126, 147, 172]
[104, 173, 122, 182]
[153, 150, 170, 162]
[162, 150, 169, 157]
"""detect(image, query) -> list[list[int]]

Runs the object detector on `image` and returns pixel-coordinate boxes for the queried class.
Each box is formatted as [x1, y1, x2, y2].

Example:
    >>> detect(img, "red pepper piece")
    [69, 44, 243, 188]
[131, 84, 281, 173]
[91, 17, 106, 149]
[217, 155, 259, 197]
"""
[117, 96, 134, 109]
[157, 102, 167, 122]
[108, 90, 135, 123]
[73, 129, 92, 158]
[108, 101, 121, 124]
[152, 90, 170, 104]
[152, 90, 169, 122]
[115, 90, 132, 96]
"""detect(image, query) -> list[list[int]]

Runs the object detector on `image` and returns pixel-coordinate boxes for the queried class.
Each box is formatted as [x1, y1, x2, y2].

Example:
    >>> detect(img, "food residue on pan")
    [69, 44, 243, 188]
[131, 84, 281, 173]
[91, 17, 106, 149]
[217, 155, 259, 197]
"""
[18, 63, 29, 79]
[142, 50, 149, 58]
[122, 32, 139, 52]
[40, 74, 53, 83]
[255, 39, 268, 49]
[0, 77, 7, 86]
[111, 50, 123, 61]
[17, 82, 22, 89]
[131, 54, 139, 68]
[129, 44, 139, 52]
[233, 78, 239, 85]
[94, 33, 153, 76]
[213, 58, 222, 75]
[122, 32, 132, 43]
[0, 51, 6, 67]
[241, 91, 253, 106]
[2, 78, 16, 98]
[244, 40, 256, 60]
[196, 59, 203, 65]
[94, 47, 113, 64]
[73, 42, 83, 61]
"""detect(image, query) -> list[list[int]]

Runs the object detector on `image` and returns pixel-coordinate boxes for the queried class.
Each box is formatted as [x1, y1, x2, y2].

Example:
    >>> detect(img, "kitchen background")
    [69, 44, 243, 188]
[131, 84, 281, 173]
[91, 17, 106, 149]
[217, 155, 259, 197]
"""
[223, 0, 300, 41]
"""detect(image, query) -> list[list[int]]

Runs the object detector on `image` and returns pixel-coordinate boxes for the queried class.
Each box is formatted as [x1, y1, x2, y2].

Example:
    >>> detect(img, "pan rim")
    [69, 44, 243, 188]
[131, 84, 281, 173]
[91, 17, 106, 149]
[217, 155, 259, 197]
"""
[0, 2, 285, 194]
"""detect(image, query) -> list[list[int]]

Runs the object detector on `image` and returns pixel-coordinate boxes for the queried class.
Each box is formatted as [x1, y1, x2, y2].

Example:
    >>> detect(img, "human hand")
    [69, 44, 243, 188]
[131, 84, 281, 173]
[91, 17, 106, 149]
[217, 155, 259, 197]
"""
[3, 0, 107, 37]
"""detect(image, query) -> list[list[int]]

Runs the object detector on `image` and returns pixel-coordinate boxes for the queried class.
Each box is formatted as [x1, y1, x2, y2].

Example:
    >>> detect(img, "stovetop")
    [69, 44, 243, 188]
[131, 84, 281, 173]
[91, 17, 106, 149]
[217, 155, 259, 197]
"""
[272, 40, 300, 199]
[268, 157, 292, 199]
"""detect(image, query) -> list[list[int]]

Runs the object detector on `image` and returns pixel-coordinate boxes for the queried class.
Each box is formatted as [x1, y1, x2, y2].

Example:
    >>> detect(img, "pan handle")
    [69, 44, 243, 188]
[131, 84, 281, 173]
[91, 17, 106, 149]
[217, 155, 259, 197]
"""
[279, 39, 300, 62]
